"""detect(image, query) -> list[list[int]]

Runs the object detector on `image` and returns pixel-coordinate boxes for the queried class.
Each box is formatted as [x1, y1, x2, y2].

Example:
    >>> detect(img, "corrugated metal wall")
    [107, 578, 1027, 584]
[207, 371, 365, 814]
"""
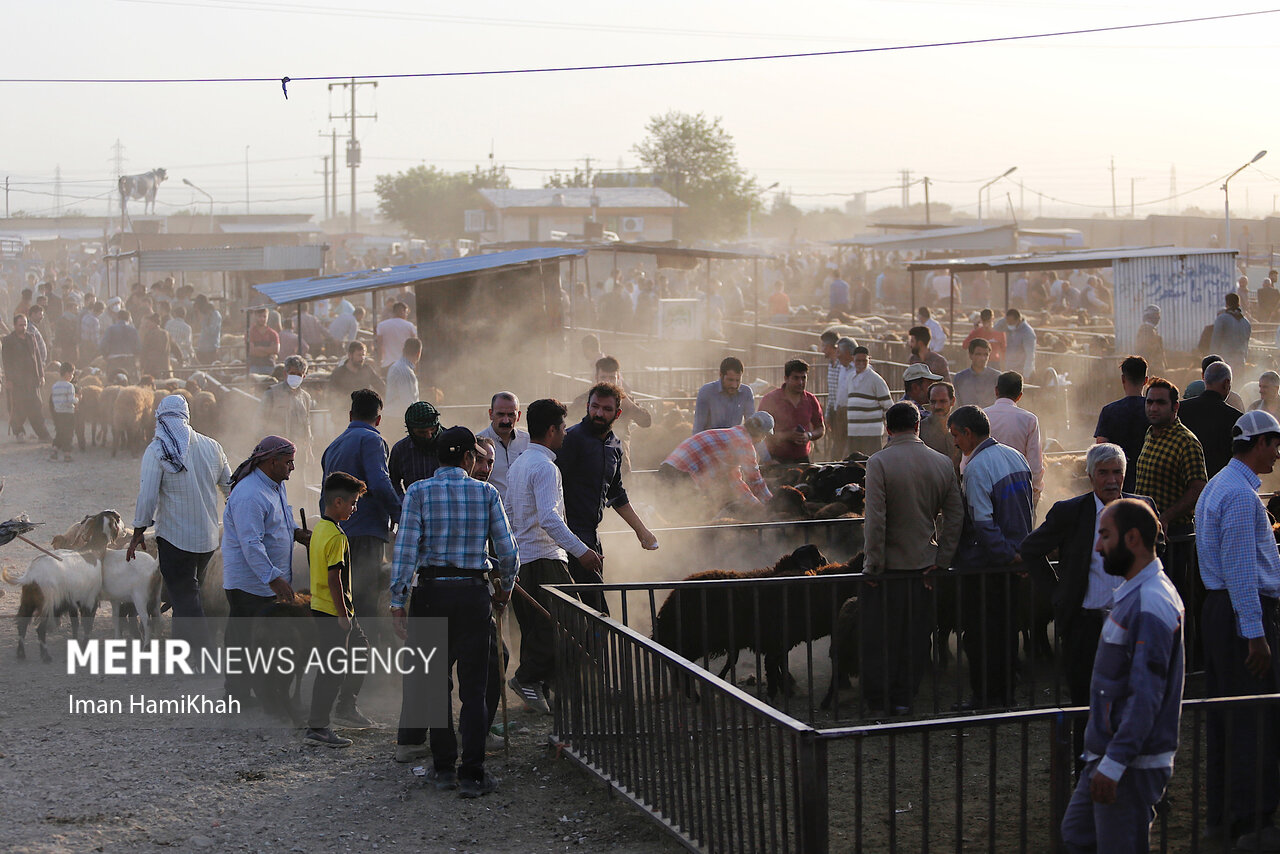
[1113, 251, 1236, 353]
[139, 245, 325, 273]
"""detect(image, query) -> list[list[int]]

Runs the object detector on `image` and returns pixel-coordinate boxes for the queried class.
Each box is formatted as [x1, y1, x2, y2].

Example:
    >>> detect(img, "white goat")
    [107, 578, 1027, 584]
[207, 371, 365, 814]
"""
[3, 510, 125, 662]
[100, 548, 163, 643]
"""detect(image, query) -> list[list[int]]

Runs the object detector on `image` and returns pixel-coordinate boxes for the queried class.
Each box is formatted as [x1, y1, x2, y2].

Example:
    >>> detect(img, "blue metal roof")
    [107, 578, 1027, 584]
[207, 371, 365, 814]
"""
[254, 246, 585, 306]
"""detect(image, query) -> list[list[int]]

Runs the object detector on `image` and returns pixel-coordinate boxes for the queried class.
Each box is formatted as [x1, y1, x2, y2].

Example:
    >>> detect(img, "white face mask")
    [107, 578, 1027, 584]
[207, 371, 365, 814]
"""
[286, 374, 304, 389]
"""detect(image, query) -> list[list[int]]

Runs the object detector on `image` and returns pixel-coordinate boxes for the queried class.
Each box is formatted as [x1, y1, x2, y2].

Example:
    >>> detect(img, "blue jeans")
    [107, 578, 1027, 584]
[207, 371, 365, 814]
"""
[1061, 760, 1170, 854]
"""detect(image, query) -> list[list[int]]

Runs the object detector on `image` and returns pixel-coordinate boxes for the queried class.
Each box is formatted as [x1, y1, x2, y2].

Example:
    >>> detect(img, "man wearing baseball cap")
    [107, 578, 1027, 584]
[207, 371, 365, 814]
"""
[391, 425, 518, 798]
[660, 411, 775, 511]
[902, 363, 943, 417]
[1195, 409, 1280, 847]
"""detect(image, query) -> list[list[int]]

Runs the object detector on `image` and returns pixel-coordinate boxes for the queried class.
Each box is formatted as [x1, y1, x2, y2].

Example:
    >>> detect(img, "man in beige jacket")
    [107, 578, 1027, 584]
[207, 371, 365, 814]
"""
[860, 401, 965, 714]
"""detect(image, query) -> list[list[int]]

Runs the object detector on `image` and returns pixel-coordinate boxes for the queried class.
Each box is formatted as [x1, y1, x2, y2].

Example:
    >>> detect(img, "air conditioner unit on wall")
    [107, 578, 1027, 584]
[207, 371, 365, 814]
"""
[621, 216, 644, 233]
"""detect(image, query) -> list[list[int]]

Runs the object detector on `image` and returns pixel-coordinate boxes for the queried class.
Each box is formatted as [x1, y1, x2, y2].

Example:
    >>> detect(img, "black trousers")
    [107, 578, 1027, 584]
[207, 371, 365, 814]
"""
[8, 383, 49, 439]
[959, 571, 1018, 705]
[157, 537, 214, 650]
[513, 558, 572, 686]
[1204, 590, 1280, 835]
[308, 610, 367, 728]
[859, 571, 933, 710]
[348, 535, 386, 641]
[1063, 610, 1106, 773]
[396, 580, 493, 783]
[567, 549, 608, 614]
[223, 587, 276, 700]
[52, 412, 75, 452]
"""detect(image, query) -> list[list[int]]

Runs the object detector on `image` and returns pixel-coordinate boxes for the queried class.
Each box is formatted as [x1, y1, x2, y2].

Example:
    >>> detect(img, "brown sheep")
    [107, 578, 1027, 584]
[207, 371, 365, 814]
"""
[190, 390, 219, 435]
[95, 385, 124, 446]
[111, 385, 154, 457]
[76, 374, 103, 389]
[76, 385, 102, 450]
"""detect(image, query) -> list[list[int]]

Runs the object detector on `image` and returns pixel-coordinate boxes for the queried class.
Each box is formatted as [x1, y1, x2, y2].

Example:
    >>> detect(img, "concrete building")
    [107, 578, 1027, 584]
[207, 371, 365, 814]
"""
[472, 188, 685, 243]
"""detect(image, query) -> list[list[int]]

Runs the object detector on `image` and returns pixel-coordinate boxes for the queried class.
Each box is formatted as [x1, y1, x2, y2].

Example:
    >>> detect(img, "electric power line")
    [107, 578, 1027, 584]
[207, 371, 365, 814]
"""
[0, 8, 1275, 86]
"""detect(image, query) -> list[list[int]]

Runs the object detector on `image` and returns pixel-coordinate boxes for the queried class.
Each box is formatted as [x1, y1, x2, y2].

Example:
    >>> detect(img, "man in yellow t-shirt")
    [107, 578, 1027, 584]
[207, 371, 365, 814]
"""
[305, 471, 370, 748]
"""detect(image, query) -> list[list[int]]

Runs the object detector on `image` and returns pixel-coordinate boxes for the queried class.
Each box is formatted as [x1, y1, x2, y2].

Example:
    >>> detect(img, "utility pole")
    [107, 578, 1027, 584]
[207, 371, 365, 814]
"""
[109, 139, 126, 181]
[1109, 156, 1117, 217]
[328, 78, 377, 234]
[900, 169, 911, 210]
[319, 156, 330, 221]
[582, 155, 593, 185]
[245, 145, 250, 214]
[922, 177, 931, 225]
[4, 176, 8, 218]
[318, 129, 339, 221]
[1130, 177, 1144, 218]
[1169, 165, 1177, 214]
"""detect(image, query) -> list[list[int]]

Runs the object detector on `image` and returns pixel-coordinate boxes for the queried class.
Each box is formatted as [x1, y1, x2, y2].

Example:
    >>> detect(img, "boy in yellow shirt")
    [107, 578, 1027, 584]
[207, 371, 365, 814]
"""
[305, 471, 371, 748]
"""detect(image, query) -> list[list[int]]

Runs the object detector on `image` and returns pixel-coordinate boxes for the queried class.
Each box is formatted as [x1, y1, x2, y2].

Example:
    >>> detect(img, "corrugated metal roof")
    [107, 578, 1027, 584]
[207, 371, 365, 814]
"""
[478, 188, 685, 210]
[833, 224, 1017, 249]
[254, 246, 585, 306]
[139, 246, 327, 273]
[218, 222, 325, 234]
[905, 245, 1236, 273]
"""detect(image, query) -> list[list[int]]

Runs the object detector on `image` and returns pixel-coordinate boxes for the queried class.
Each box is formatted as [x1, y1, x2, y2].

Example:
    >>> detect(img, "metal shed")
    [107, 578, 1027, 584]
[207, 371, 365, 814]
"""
[906, 246, 1238, 351]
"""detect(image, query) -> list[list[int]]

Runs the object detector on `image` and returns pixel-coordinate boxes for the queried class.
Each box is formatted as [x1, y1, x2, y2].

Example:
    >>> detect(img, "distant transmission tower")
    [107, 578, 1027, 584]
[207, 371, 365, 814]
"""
[110, 139, 126, 180]
[1168, 166, 1177, 214]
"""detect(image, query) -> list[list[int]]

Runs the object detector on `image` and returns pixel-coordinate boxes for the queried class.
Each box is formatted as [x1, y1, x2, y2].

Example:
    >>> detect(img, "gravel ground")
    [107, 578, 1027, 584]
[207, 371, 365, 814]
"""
[0, 433, 681, 854]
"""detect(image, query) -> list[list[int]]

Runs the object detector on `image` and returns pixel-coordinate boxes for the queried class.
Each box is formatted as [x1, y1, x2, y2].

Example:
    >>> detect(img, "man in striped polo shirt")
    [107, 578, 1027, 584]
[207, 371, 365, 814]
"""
[845, 345, 892, 457]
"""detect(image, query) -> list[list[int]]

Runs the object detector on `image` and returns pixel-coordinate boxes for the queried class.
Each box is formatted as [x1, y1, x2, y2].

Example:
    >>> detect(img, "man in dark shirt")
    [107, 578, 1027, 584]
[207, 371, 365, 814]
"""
[555, 382, 659, 613]
[328, 340, 383, 403]
[1094, 355, 1151, 493]
[1178, 360, 1243, 478]
[907, 325, 950, 383]
[319, 388, 403, 647]
[99, 309, 140, 378]
[389, 401, 443, 497]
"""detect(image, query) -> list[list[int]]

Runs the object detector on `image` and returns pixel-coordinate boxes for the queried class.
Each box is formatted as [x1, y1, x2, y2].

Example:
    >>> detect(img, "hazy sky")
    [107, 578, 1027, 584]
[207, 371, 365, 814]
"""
[5, 0, 1278, 224]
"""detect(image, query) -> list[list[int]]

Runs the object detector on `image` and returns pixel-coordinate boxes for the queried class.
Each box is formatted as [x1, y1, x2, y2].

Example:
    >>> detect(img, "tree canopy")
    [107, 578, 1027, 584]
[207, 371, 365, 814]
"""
[633, 111, 759, 241]
[374, 164, 510, 239]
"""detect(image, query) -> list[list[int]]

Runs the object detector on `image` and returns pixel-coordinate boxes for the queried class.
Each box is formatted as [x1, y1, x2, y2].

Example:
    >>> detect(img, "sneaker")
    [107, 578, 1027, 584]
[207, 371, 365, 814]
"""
[395, 743, 430, 763]
[303, 727, 352, 748]
[333, 704, 377, 729]
[485, 733, 507, 754]
[459, 771, 499, 799]
[508, 676, 551, 715]
[424, 766, 459, 791]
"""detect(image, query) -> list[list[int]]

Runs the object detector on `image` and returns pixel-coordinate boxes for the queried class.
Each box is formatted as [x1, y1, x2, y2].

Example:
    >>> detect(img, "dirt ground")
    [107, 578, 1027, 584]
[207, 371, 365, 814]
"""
[0, 434, 682, 854]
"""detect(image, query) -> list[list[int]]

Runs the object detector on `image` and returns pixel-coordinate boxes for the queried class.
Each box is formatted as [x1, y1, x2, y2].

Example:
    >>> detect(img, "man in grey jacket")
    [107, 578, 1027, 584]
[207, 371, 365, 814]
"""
[860, 401, 964, 714]
[1060, 498, 1184, 854]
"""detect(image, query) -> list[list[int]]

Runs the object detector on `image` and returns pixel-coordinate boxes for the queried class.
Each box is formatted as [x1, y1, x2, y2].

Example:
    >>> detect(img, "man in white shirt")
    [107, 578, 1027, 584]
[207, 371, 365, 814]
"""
[505, 399, 603, 715]
[376, 301, 417, 368]
[985, 371, 1045, 504]
[127, 395, 232, 649]
[383, 338, 421, 425]
[477, 391, 531, 505]
[828, 338, 857, 460]
[917, 306, 946, 349]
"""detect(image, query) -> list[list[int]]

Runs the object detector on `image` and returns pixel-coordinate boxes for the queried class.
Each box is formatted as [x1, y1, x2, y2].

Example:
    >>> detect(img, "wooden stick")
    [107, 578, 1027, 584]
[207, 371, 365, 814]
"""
[494, 606, 510, 760]
[17, 534, 62, 562]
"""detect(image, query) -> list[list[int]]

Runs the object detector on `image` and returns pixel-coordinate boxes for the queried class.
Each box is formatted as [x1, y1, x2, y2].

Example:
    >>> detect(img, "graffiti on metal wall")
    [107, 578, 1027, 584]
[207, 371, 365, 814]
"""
[1143, 260, 1232, 306]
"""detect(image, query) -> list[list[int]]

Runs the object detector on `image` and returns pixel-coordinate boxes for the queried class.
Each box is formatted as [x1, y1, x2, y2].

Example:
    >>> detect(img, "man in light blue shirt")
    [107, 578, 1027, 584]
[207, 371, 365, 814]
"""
[693, 356, 755, 434]
[1195, 409, 1280, 847]
[221, 435, 310, 706]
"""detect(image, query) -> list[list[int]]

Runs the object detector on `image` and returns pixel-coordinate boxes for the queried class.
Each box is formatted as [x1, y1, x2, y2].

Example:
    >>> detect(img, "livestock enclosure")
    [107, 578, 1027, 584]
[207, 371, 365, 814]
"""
[547, 569, 1280, 853]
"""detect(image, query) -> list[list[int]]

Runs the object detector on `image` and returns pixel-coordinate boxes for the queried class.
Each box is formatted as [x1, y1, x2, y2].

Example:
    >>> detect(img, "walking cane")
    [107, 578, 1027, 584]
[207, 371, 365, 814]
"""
[494, 601, 511, 760]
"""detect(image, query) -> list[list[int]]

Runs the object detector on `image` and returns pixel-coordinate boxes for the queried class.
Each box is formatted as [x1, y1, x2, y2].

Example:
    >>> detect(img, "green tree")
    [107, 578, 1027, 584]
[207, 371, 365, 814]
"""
[633, 111, 759, 241]
[374, 164, 511, 239]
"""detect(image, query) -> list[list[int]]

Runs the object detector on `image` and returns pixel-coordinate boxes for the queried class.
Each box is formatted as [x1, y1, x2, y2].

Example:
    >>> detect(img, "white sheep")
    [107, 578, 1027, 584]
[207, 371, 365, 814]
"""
[100, 548, 163, 644]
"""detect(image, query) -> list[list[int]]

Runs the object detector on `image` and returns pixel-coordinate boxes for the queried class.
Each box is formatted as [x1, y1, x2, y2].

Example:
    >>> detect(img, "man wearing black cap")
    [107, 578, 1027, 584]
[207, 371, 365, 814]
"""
[389, 400, 443, 497]
[320, 389, 403, 653]
[391, 425, 518, 798]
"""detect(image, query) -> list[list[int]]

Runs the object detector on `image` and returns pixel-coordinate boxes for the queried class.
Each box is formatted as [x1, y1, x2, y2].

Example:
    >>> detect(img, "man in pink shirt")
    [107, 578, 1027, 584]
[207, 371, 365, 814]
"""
[758, 359, 825, 463]
[984, 371, 1044, 505]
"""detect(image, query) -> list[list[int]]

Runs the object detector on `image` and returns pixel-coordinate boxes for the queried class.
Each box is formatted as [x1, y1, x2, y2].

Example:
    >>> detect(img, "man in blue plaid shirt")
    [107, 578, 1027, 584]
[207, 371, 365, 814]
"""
[390, 426, 518, 799]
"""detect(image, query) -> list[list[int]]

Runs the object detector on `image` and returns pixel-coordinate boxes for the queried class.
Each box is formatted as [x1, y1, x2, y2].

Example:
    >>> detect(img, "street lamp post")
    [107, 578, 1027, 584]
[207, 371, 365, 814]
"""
[978, 167, 1017, 224]
[182, 178, 214, 231]
[747, 181, 780, 239]
[1223, 150, 1266, 250]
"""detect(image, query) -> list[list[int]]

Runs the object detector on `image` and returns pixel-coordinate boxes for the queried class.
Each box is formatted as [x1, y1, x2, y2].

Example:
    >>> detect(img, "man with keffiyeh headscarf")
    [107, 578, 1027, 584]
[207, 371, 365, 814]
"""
[221, 434, 312, 707]
[129, 394, 232, 649]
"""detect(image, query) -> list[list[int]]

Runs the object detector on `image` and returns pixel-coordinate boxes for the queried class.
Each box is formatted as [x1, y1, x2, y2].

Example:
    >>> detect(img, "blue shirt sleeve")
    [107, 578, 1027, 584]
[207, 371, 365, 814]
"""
[363, 432, 403, 523]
